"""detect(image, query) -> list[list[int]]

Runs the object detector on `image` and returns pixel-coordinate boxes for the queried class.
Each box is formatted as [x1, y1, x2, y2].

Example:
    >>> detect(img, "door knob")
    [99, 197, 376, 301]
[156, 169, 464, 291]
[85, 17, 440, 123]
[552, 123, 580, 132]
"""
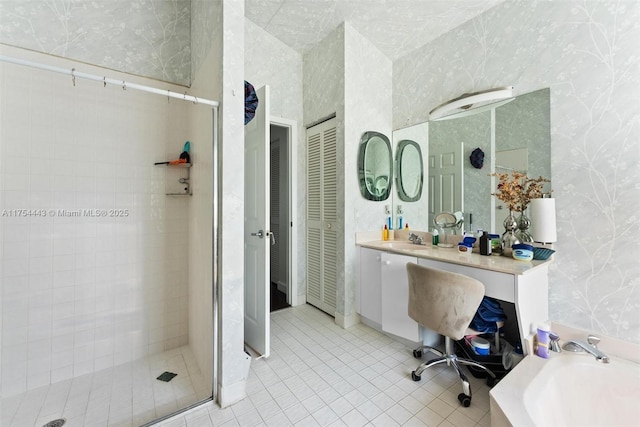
[250, 229, 264, 238]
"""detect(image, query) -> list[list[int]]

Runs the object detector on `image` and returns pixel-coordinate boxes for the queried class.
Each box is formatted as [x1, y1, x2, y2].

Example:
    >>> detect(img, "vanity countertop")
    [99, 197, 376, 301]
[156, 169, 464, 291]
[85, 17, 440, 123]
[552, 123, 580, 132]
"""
[357, 239, 551, 276]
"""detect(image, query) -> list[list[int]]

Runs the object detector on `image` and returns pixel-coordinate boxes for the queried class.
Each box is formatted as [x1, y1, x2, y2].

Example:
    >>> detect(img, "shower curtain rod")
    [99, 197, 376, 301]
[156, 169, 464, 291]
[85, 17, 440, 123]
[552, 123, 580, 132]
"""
[0, 54, 219, 108]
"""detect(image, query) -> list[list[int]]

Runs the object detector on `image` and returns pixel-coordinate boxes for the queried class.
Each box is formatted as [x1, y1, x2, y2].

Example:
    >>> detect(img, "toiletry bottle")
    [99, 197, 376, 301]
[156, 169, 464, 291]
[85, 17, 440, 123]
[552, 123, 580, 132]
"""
[383, 225, 389, 241]
[480, 231, 492, 256]
[432, 228, 439, 246]
[405, 223, 409, 231]
[536, 323, 550, 358]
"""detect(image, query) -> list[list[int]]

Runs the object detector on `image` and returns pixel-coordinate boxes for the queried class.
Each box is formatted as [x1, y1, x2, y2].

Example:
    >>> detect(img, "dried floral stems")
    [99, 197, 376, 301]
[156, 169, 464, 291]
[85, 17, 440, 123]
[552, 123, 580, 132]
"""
[491, 171, 550, 212]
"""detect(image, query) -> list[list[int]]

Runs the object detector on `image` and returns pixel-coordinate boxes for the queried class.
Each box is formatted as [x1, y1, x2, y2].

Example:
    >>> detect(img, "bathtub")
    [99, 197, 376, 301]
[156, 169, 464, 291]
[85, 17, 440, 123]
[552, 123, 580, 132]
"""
[490, 350, 640, 426]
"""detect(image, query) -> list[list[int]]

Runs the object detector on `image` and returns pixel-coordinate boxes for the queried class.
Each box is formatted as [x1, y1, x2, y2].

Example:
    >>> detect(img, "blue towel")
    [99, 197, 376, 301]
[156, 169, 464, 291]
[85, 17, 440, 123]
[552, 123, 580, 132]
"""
[469, 297, 507, 333]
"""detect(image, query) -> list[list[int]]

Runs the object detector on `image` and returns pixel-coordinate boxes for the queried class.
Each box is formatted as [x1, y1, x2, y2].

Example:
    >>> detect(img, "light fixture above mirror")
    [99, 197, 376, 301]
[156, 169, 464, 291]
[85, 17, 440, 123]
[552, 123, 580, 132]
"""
[429, 86, 515, 121]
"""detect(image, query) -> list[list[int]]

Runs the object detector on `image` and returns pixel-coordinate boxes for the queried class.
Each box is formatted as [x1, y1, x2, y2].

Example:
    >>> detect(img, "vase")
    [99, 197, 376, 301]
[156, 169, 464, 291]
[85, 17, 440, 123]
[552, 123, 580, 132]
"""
[515, 210, 534, 243]
[501, 211, 520, 256]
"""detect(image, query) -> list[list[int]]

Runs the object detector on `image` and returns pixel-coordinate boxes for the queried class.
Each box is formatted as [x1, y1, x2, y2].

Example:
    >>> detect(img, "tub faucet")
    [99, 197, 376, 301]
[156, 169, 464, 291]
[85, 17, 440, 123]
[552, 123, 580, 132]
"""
[562, 335, 610, 363]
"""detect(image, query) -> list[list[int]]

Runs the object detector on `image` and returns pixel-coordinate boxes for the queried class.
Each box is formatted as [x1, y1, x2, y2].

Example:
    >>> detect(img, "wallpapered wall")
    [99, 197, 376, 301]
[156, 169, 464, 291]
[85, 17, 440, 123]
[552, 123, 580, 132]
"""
[3, 1, 638, 344]
[394, 0, 640, 342]
[0, 0, 191, 85]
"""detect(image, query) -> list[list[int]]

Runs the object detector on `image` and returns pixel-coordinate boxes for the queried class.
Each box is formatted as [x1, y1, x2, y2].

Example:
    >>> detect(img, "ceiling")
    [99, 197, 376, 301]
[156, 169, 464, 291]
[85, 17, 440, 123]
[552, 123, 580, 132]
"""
[245, 0, 505, 61]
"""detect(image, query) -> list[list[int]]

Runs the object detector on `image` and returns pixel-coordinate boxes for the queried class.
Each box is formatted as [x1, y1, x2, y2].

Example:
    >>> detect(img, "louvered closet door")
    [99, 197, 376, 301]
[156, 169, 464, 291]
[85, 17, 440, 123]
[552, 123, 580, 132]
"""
[270, 143, 280, 284]
[306, 118, 337, 316]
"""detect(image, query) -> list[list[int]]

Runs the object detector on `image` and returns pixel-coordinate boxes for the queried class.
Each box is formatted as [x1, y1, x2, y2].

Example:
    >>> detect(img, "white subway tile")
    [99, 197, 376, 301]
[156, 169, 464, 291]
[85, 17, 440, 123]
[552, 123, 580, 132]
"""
[29, 157, 55, 176]
[28, 306, 53, 327]
[28, 335, 55, 361]
[4, 173, 30, 191]
[51, 301, 75, 321]
[51, 365, 74, 383]
[29, 240, 53, 258]
[29, 256, 52, 275]
[2, 325, 29, 346]
[53, 270, 75, 288]
[30, 174, 55, 192]
[51, 349, 74, 370]
[2, 343, 28, 365]
[51, 318, 74, 339]
[2, 223, 30, 241]
[27, 355, 52, 374]
[2, 292, 29, 314]
[2, 305, 29, 328]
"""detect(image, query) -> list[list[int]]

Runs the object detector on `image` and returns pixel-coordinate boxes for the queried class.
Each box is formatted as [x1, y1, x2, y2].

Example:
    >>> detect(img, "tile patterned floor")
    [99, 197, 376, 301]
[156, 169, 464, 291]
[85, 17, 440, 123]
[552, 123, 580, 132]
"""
[1, 346, 209, 427]
[2, 304, 493, 426]
[157, 304, 492, 427]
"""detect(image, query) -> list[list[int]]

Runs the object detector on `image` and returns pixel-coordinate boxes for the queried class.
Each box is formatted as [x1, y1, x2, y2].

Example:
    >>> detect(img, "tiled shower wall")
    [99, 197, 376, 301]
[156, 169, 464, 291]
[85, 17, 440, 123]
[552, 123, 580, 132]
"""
[0, 46, 190, 397]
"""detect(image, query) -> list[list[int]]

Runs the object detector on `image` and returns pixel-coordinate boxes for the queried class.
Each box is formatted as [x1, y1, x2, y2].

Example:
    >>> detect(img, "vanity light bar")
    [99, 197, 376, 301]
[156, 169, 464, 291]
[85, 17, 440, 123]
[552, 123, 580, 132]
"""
[429, 86, 514, 121]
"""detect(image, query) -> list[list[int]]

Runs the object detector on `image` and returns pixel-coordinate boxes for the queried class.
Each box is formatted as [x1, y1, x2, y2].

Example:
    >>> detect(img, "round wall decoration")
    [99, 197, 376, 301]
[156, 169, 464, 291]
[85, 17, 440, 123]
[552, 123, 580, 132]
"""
[470, 147, 485, 169]
[244, 80, 259, 125]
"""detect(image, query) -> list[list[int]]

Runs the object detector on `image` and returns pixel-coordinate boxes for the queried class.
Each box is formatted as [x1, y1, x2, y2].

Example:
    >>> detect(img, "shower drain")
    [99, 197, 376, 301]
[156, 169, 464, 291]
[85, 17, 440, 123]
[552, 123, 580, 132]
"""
[42, 419, 66, 427]
[156, 371, 178, 382]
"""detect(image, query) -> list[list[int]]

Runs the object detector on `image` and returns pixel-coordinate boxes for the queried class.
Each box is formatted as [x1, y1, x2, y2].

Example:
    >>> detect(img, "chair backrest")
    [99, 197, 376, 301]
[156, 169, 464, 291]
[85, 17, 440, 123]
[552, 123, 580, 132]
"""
[406, 262, 485, 341]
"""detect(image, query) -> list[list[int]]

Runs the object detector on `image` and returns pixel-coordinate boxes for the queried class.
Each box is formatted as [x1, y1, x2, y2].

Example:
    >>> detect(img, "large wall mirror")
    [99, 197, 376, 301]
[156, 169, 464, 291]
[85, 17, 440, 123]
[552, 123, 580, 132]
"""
[392, 88, 551, 233]
[391, 123, 429, 230]
[396, 140, 424, 202]
[358, 131, 393, 201]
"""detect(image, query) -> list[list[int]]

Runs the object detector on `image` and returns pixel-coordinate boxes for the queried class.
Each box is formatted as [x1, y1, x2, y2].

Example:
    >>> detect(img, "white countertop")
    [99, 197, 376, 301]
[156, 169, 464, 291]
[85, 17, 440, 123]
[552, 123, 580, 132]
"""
[357, 238, 551, 275]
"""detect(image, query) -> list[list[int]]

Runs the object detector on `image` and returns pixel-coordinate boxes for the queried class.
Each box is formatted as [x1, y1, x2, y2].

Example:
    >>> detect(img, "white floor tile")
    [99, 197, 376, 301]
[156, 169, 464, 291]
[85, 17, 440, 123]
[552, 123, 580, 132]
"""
[2, 304, 493, 427]
[1, 346, 208, 427]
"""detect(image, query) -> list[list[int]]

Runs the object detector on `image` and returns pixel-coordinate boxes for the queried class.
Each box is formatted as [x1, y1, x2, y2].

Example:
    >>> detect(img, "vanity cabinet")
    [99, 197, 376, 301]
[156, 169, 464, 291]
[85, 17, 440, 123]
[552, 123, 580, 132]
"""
[356, 247, 420, 342]
[380, 252, 419, 342]
[357, 247, 382, 326]
[356, 238, 551, 353]
[416, 257, 549, 350]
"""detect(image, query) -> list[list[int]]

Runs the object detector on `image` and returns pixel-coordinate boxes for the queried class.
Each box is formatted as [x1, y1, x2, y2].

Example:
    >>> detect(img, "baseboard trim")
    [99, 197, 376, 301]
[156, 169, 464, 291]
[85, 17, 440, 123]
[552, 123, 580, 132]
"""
[335, 312, 360, 329]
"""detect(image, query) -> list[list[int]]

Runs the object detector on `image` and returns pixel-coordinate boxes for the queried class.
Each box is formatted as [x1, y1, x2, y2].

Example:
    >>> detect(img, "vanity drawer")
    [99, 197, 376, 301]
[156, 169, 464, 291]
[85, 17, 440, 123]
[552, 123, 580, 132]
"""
[417, 258, 515, 302]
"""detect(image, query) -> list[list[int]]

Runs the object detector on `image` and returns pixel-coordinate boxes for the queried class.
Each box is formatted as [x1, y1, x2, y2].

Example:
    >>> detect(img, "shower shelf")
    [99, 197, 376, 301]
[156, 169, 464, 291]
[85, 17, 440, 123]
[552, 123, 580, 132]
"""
[155, 162, 192, 196]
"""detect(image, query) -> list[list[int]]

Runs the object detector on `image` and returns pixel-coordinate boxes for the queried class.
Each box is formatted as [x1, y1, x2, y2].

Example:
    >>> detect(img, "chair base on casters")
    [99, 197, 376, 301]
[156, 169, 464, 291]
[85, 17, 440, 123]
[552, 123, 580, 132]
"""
[412, 344, 444, 359]
[411, 337, 497, 407]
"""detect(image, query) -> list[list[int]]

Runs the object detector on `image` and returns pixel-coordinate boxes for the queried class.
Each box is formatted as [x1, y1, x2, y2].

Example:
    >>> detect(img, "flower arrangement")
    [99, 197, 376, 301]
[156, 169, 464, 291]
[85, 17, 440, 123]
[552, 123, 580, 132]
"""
[491, 171, 550, 212]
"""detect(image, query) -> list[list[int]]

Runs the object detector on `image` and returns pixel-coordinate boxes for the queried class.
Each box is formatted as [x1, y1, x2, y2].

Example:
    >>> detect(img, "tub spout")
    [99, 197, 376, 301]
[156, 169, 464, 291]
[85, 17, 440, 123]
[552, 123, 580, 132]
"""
[562, 339, 610, 363]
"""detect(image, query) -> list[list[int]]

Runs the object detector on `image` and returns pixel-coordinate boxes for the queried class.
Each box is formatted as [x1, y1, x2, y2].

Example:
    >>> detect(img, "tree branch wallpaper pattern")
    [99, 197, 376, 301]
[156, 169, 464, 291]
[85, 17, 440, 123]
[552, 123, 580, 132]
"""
[393, 0, 640, 342]
[2, 0, 638, 342]
[0, 0, 191, 85]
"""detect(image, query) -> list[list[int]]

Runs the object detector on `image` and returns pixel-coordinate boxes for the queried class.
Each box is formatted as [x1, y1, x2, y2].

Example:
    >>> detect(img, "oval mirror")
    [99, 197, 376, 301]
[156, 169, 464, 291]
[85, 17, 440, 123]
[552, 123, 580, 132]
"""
[358, 131, 392, 201]
[396, 140, 423, 202]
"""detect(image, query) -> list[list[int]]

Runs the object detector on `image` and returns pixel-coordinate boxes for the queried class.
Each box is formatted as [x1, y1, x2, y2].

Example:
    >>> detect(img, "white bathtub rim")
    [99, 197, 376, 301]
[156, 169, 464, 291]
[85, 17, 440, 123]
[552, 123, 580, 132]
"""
[490, 345, 640, 426]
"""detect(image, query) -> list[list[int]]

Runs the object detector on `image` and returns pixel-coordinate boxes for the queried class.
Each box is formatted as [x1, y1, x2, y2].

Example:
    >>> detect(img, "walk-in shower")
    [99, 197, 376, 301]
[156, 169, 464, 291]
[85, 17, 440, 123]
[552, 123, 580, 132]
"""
[0, 48, 219, 426]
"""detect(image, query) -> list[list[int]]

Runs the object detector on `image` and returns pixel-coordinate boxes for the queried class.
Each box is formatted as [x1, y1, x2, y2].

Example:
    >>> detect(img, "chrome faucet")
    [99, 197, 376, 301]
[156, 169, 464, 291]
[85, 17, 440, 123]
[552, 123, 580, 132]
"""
[408, 233, 424, 245]
[562, 335, 610, 363]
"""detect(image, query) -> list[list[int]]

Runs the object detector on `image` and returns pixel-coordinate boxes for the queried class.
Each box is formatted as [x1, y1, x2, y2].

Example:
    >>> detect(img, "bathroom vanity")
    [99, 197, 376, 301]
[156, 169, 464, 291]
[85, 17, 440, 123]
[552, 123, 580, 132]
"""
[355, 235, 551, 353]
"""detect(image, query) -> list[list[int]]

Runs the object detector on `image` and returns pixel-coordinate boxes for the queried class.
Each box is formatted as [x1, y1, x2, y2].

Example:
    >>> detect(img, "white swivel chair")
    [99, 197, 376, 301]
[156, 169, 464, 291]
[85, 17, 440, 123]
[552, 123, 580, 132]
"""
[406, 262, 497, 407]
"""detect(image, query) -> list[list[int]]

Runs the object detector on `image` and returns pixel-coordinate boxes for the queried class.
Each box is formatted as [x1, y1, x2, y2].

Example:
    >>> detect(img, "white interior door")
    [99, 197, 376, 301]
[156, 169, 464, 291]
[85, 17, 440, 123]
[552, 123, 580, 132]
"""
[428, 142, 463, 227]
[244, 85, 270, 358]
